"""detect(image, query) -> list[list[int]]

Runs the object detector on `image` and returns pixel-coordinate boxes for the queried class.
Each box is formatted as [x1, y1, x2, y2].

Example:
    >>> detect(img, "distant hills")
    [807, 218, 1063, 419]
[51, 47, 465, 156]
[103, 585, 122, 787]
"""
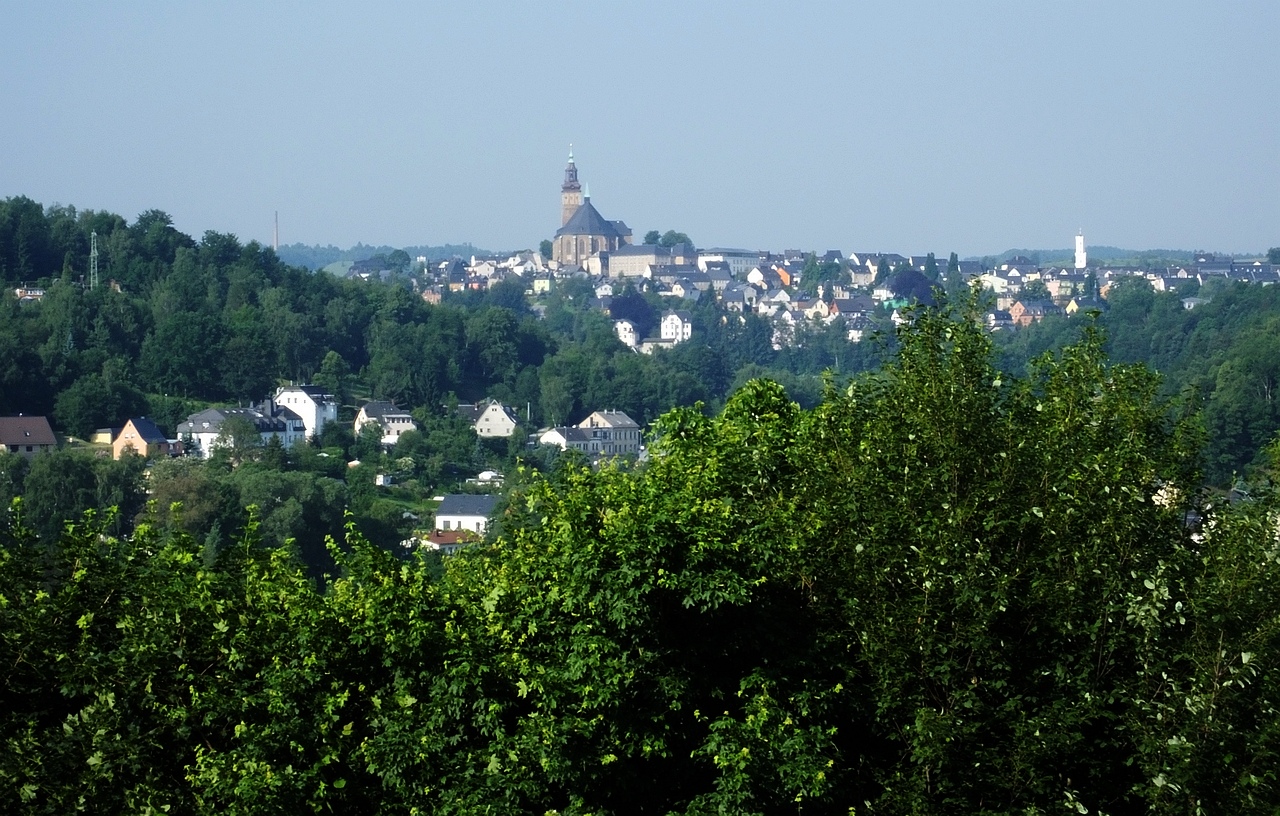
[277, 242, 498, 270]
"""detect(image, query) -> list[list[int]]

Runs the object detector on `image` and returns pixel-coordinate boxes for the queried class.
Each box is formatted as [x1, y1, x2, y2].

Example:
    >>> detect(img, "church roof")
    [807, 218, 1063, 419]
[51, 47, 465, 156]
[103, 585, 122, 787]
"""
[556, 200, 626, 239]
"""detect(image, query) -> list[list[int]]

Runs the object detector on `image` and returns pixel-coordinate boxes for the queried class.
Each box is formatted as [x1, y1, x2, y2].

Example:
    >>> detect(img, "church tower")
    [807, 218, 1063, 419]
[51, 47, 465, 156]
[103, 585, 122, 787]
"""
[561, 148, 583, 227]
[1074, 230, 1087, 270]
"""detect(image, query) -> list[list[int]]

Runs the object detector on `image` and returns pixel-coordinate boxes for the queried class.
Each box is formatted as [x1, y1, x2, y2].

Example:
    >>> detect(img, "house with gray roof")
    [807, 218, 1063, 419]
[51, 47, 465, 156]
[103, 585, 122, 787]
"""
[433, 494, 500, 536]
[354, 401, 417, 449]
[178, 405, 306, 458]
[456, 399, 521, 438]
[0, 416, 56, 459]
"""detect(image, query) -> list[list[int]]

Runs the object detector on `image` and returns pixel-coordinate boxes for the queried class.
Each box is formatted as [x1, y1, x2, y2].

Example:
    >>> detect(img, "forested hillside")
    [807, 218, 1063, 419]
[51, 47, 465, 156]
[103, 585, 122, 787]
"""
[995, 276, 1280, 483]
[0, 197, 877, 565]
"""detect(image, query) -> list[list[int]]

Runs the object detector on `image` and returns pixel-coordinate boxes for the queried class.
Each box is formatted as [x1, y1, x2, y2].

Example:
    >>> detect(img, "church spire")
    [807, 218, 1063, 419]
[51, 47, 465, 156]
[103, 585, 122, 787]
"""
[561, 146, 583, 227]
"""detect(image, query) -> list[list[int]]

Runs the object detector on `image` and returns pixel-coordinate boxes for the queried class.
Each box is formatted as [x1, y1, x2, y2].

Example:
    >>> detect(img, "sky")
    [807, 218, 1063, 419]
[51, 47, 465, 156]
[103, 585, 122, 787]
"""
[3, 1, 1277, 257]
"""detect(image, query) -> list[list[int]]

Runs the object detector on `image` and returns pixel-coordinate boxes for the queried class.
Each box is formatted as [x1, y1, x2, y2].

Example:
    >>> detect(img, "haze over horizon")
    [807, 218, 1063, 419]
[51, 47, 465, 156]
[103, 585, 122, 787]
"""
[4, 1, 1276, 257]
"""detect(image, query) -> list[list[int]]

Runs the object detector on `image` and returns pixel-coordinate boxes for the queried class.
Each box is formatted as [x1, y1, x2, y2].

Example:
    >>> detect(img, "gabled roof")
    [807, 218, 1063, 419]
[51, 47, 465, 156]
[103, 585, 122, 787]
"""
[435, 494, 499, 518]
[0, 416, 57, 447]
[178, 406, 299, 435]
[579, 410, 640, 429]
[122, 417, 167, 444]
[556, 200, 626, 239]
[359, 401, 411, 420]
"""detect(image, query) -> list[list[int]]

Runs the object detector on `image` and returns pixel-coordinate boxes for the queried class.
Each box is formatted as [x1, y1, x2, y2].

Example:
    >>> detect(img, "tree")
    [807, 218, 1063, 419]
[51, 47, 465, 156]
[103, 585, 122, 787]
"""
[314, 350, 350, 407]
[1268, 247, 1280, 264]
[209, 416, 264, 468]
[642, 230, 661, 246]
[19, 449, 98, 539]
[539, 239, 553, 260]
[1020, 278, 1051, 300]
[659, 230, 692, 248]
[923, 251, 939, 280]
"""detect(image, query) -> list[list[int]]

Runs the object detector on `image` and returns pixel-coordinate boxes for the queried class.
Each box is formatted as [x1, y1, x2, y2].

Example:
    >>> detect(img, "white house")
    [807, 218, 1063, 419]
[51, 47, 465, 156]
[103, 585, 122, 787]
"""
[273, 384, 339, 441]
[355, 401, 417, 448]
[178, 405, 306, 458]
[539, 409, 642, 457]
[457, 399, 521, 438]
[614, 319, 639, 348]
[433, 494, 499, 535]
[697, 248, 758, 278]
[659, 310, 693, 344]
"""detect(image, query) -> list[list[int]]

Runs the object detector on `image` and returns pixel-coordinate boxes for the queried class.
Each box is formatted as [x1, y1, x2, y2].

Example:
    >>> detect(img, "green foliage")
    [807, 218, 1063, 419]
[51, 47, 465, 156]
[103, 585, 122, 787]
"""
[642, 229, 693, 248]
[2, 303, 1279, 812]
[1000, 278, 1280, 483]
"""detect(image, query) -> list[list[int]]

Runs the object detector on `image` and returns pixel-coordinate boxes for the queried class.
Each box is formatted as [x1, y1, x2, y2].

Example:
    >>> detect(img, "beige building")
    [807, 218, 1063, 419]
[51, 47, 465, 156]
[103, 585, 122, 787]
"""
[539, 410, 642, 457]
[113, 417, 181, 460]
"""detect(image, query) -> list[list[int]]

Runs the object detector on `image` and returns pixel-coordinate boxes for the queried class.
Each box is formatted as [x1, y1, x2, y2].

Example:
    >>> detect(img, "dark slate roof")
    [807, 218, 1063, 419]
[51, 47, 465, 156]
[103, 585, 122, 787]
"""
[123, 417, 167, 444]
[0, 415, 57, 446]
[832, 295, 876, 314]
[1017, 300, 1062, 315]
[556, 200, 626, 239]
[611, 243, 670, 258]
[435, 494, 500, 518]
[178, 406, 295, 435]
[359, 401, 412, 422]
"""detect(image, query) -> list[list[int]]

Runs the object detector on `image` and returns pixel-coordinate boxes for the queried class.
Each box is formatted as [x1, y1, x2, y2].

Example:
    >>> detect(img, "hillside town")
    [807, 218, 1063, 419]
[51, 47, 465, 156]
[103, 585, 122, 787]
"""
[333, 153, 1276, 349]
[4, 156, 1279, 555]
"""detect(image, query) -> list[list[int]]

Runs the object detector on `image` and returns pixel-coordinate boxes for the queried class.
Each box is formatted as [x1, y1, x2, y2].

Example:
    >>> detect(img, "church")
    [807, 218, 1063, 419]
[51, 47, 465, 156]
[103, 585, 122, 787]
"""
[552, 150, 632, 266]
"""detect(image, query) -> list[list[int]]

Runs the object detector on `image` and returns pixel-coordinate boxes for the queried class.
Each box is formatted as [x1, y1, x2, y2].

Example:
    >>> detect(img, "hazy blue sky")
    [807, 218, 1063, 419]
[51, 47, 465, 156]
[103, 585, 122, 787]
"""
[4, 1, 1276, 256]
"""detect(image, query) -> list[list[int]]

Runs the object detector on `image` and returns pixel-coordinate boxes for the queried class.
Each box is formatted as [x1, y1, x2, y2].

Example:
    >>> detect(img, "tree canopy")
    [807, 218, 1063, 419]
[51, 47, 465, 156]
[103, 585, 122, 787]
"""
[4, 302, 1278, 813]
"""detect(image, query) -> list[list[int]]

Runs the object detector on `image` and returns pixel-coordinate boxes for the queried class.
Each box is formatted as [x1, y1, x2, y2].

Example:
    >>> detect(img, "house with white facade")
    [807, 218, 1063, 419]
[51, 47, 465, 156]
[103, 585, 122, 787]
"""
[273, 384, 339, 442]
[697, 248, 758, 278]
[178, 405, 307, 458]
[538, 409, 642, 458]
[659, 310, 693, 344]
[433, 493, 499, 535]
[354, 401, 417, 448]
[614, 319, 639, 348]
[457, 399, 521, 438]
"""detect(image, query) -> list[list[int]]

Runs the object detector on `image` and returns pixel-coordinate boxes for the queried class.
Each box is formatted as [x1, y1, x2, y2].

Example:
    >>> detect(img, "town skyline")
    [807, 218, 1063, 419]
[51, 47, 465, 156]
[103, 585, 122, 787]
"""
[4, 2, 1277, 256]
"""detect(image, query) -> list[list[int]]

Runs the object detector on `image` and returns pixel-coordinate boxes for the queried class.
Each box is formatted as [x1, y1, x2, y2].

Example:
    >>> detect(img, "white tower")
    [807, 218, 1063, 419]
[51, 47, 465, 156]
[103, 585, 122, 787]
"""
[1074, 230, 1087, 270]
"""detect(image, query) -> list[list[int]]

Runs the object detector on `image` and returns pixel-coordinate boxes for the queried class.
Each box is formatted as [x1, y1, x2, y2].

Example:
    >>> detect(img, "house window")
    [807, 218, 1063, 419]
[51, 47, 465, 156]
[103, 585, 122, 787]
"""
[442, 520, 451, 530]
